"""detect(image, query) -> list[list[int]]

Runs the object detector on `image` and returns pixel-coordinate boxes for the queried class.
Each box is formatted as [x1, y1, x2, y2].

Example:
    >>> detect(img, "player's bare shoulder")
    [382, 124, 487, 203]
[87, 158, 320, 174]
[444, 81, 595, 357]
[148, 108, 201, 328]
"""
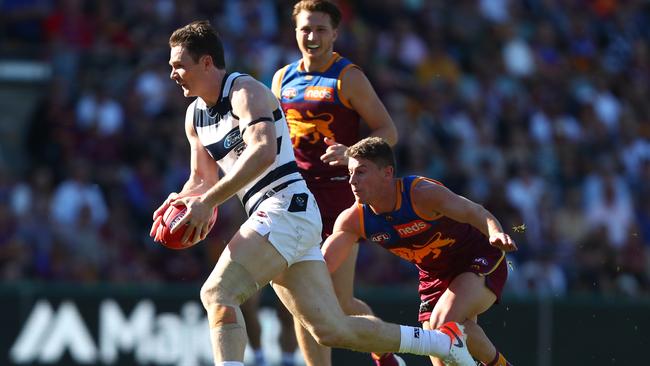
[339, 65, 366, 99]
[340, 65, 365, 88]
[333, 204, 363, 235]
[230, 76, 278, 114]
[411, 177, 448, 214]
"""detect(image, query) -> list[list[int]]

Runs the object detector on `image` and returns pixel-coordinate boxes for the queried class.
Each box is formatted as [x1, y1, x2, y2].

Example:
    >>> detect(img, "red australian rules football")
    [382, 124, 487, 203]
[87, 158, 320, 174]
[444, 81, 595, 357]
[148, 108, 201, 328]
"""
[159, 203, 218, 250]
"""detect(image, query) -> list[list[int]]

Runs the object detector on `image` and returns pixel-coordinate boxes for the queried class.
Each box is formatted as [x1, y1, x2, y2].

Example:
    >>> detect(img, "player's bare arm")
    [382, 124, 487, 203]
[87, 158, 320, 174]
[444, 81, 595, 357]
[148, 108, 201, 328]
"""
[172, 78, 278, 244]
[340, 67, 397, 145]
[150, 103, 219, 240]
[183, 101, 221, 193]
[412, 180, 518, 252]
[200, 78, 278, 206]
[321, 67, 397, 166]
[322, 205, 363, 273]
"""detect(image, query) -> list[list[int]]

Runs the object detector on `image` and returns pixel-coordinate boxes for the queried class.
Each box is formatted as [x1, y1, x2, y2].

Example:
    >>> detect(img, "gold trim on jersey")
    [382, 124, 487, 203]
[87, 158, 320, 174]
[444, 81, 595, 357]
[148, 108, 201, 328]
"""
[273, 64, 289, 98]
[298, 52, 342, 73]
[357, 203, 366, 239]
[394, 179, 403, 211]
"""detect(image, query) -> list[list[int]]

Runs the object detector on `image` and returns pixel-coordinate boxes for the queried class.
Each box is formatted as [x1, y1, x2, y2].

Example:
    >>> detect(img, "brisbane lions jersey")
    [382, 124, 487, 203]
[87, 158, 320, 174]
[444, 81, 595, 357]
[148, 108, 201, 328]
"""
[277, 53, 361, 182]
[359, 176, 504, 275]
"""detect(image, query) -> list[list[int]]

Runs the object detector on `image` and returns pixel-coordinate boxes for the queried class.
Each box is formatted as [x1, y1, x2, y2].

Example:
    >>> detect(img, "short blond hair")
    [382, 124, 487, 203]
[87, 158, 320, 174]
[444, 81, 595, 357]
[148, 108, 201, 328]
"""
[292, 0, 342, 28]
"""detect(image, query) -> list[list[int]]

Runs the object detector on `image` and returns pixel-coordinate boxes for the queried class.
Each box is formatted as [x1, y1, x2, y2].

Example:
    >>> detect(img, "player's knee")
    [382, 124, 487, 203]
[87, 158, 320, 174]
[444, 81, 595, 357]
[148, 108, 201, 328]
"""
[199, 281, 227, 309]
[309, 322, 351, 348]
[200, 260, 260, 310]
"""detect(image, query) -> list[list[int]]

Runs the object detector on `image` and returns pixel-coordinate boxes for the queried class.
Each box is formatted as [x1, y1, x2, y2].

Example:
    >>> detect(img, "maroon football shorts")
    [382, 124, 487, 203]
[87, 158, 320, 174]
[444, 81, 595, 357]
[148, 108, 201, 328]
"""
[416, 242, 508, 323]
[306, 180, 355, 240]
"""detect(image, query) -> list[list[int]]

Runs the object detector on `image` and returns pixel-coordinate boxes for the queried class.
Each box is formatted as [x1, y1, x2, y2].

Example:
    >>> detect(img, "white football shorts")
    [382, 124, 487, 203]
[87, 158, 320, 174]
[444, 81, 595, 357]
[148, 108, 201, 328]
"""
[242, 181, 324, 266]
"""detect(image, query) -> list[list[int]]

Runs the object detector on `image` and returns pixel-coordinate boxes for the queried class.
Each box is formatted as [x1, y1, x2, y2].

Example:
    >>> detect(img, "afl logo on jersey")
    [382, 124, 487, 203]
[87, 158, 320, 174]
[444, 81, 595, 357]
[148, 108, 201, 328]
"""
[370, 232, 391, 244]
[305, 86, 334, 102]
[282, 87, 297, 100]
[473, 257, 489, 266]
[224, 129, 242, 149]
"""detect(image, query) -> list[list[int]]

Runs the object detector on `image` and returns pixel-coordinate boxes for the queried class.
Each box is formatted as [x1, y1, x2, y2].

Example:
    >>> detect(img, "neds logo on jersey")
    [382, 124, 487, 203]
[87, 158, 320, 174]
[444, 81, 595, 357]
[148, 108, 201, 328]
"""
[395, 220, 431, 238]
[304, 86, 334, 102]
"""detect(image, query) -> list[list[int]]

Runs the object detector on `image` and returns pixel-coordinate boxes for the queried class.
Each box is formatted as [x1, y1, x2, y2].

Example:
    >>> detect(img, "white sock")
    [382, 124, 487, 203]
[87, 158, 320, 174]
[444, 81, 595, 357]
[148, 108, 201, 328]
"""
[398, 325, 451, 357]
[215, 362, 244, 366]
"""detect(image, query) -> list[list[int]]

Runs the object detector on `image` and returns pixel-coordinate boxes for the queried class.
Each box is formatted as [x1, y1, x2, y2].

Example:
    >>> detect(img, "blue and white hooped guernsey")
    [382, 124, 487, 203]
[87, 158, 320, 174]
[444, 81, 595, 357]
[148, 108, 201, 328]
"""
[191, 72, 303, 215]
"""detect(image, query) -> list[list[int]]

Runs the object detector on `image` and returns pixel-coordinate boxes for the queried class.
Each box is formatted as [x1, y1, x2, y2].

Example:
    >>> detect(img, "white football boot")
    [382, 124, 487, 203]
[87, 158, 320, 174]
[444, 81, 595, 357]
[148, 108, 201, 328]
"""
[437, 322, 475, 366]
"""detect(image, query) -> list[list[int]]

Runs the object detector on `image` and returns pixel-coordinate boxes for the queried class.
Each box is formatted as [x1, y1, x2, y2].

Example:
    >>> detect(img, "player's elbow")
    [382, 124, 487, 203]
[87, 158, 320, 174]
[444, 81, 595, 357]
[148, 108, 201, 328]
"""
[458, 201, 487, 225]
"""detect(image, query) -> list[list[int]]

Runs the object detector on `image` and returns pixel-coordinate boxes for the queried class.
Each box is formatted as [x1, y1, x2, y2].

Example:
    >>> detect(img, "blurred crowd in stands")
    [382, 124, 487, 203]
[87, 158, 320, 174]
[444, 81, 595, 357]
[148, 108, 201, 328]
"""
[0, 0, 649, 299]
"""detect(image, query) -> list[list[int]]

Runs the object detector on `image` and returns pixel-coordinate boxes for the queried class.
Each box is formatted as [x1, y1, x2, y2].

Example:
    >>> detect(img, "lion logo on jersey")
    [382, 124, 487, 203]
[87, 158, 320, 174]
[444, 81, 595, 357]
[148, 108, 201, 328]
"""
[389, 232, 456, 264]
[285, 109, 334, 147]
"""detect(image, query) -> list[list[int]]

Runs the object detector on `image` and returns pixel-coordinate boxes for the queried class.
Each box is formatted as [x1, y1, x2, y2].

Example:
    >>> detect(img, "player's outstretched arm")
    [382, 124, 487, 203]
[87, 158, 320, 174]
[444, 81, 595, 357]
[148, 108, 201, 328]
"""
[322, 205, 364, 273]
[412, 179, 518, 252]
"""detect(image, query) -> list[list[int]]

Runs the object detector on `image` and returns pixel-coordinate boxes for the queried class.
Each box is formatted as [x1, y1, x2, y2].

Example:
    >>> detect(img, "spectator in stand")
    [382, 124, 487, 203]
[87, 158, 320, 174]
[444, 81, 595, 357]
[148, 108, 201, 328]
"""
[50, 158, 108, 232]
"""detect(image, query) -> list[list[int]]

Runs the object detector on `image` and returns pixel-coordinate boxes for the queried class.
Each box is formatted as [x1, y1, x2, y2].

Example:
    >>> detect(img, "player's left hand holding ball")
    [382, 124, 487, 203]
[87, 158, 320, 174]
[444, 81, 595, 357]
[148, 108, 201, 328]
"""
[150, 193, 218, 249]
[150, 192, 180, 240]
